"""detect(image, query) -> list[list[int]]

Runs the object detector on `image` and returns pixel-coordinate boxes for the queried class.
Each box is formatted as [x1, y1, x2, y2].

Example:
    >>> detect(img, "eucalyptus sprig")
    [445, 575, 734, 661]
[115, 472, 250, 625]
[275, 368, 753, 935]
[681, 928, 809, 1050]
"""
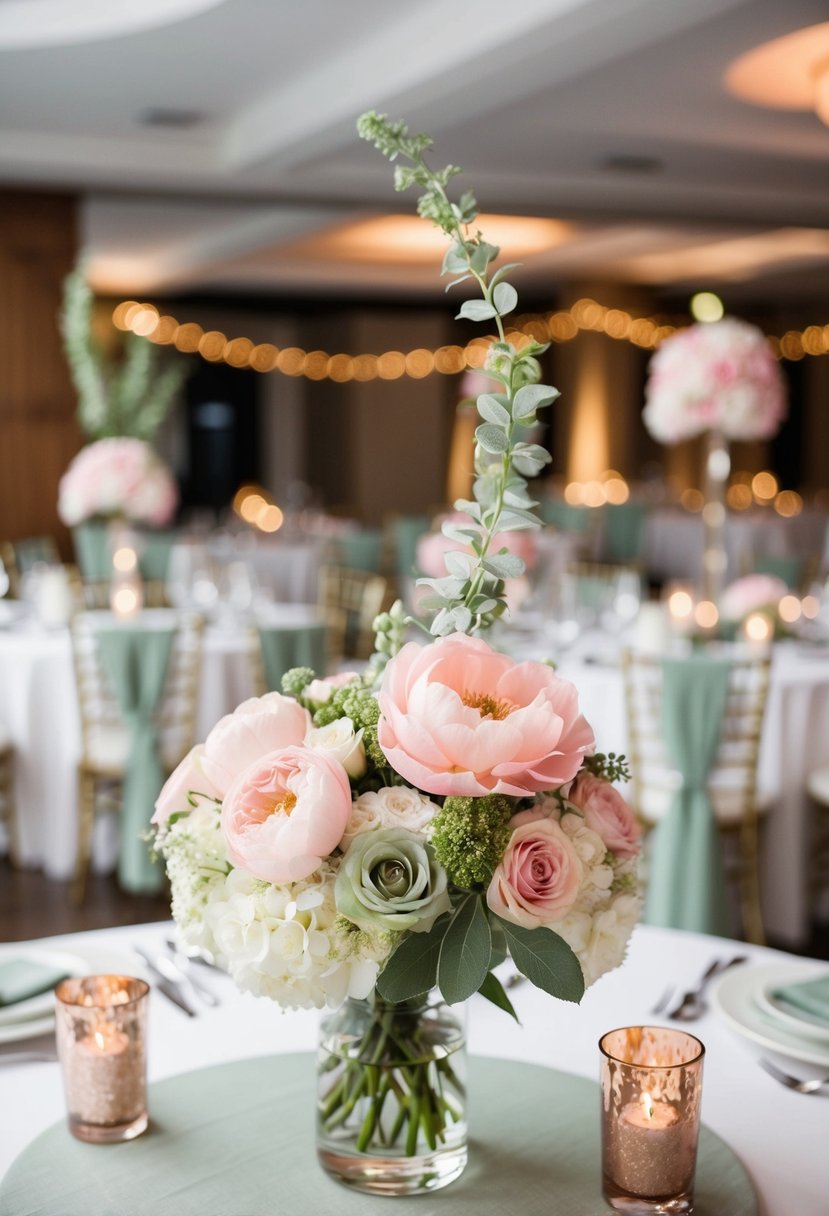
[358, 111, 558, 636]
[61, 266, 188, 442]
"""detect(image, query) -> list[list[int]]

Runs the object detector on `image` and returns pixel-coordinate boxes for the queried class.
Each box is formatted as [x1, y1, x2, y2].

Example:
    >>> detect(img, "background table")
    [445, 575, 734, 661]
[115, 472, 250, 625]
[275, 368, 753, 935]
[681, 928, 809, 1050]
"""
[0, 922, 826, 1216]
[0, 606, 325, 881]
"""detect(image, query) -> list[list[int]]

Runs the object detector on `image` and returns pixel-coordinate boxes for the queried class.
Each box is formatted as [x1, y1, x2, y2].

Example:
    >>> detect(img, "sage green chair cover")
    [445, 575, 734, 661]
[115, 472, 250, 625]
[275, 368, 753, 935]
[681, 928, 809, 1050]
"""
[390, 514, 430, 577]
[644, 656, 732, 936]
[603, 502, 648, 563]
[539, 500, 593, 534]
[337, 530, 384, 572]
[139, 529, 177, 582]
[751, 554, 803, 589]
[96, 626, 176, 894]
[258, 624, 327, 692]
[14, 536, 60, 574]
[71, 523, 111, 580]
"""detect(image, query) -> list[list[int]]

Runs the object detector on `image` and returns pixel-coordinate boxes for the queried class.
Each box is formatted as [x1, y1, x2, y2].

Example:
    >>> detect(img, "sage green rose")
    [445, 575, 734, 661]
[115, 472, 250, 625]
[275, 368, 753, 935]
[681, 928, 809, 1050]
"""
[335, 828, 450, 933]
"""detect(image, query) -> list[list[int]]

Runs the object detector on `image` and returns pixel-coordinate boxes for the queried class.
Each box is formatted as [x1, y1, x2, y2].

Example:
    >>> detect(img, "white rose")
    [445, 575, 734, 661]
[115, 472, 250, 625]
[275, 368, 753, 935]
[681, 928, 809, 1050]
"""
[304, 716, 366, 779]
[342, 785, 441, 848]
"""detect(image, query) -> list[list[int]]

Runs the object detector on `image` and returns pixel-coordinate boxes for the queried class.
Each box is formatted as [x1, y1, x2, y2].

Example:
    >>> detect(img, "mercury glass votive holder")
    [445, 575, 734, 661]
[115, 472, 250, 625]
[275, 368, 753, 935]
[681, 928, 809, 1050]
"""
[55, 975, 150, 1144]
[599, 1026, 705, 1215]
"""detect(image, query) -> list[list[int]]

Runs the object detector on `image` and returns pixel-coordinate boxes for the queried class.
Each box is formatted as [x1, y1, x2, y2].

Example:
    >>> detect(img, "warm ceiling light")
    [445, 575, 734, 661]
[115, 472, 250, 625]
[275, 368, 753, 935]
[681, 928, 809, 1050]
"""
[725, 23, 829, 127]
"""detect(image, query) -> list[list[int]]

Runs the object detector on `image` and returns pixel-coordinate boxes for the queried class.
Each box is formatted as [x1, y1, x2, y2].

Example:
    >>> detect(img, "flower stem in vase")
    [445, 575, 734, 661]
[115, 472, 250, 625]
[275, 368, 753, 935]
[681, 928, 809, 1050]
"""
[317, 992, 467, 1195]
[702, 427, 729, 605]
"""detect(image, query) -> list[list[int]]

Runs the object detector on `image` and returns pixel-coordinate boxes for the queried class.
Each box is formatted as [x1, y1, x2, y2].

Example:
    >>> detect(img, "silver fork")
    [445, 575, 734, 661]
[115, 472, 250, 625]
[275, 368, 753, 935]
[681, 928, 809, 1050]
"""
[759, 1058, 829, 1095]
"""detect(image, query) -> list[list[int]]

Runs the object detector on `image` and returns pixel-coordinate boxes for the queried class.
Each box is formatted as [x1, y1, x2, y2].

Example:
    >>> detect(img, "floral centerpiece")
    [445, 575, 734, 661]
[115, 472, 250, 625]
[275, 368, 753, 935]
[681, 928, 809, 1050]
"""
[154, 112, 642, 1196]
[643, 318, 786, 604]
[642, 318, 786, 445]
[58, 437, 178, 528]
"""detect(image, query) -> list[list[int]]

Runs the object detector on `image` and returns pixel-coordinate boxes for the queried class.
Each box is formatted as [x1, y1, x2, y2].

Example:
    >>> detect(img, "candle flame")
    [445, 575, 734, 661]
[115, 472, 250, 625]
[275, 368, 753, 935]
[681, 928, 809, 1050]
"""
[640, 1091, 655, 1121]
[94, 1030, 106, 1050]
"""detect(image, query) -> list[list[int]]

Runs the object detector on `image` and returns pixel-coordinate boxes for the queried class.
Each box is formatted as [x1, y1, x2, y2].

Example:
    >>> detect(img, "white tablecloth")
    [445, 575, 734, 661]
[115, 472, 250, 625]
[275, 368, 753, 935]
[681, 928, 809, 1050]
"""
[0, 607, 323, 881]
[0, 921, 826, 1216]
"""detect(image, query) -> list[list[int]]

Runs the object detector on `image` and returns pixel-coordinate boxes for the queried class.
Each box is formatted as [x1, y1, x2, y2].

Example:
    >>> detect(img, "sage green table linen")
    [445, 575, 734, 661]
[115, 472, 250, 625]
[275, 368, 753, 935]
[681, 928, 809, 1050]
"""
[0, 1054, 756, 1216]
[644, 656, 732, 936]
[139, 530, 177, 582]
[95, 626, 175, 894]
[258, 624, 327, 691]
[603, 501, 648, 563]
[772, 974, 829, 1025]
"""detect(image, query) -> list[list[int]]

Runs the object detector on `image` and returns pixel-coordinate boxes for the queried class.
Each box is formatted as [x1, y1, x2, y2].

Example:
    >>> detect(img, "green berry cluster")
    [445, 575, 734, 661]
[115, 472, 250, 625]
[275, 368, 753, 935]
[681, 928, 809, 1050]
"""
[430, 794, 513, 888]
[314, 682, 387, 769]
[280, 667, 315, 699]
[584, 752, 631, 784]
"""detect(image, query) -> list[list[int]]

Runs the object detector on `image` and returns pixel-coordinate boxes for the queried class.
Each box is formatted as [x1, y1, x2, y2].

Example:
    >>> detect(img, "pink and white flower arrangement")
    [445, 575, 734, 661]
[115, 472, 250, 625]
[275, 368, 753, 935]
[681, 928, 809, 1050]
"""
[57, 437, 178, 527]
[155, 632, 641, 1012]
[720, 574, 789, 623]
[643, 318, 786, 444]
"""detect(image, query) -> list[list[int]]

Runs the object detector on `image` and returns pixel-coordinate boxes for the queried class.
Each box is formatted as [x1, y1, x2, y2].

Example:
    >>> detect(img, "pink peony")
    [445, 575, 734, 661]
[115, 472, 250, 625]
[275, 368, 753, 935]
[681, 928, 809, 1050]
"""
[305, 671, 361, 705]
[720, 574, 788, 621]
[201, 692, 311, 798]
[416, 513, 538, 579]
[567, 772, 640, 859]
[643, 318, 786, 445]
[377, 633, 594, 797]
[487, 809, 582, 928]
[152, 744, 220, 827]
[57, 437, 178, 526]
[221, 746, 352, 884]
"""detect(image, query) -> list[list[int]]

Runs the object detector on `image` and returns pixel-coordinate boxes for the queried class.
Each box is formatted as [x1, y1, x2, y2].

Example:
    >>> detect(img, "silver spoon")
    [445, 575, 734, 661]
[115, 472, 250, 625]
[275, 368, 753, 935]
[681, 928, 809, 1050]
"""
[759, 1058, 829, 1095]
[667, 954, 748, 1021]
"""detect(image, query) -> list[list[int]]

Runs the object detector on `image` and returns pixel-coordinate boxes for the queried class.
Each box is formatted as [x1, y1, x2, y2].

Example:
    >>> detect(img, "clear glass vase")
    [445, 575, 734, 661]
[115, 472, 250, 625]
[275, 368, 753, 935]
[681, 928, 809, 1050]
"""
[316, 991, 467, 1195]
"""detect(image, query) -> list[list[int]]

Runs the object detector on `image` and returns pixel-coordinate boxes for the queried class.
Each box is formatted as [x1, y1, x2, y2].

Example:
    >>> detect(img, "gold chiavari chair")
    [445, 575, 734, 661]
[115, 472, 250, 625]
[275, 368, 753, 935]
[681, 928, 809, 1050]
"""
[74, 578, 171, 610]
[0, 729, 17, 863]
[70, 609, 204, 901]
[622, 649, 771, 944]
[317, 565, 391, 663]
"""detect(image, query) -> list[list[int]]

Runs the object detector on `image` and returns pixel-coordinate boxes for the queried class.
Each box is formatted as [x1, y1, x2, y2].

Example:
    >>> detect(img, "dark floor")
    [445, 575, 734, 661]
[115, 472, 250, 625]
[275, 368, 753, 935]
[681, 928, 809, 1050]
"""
[1, 858, 828, 958]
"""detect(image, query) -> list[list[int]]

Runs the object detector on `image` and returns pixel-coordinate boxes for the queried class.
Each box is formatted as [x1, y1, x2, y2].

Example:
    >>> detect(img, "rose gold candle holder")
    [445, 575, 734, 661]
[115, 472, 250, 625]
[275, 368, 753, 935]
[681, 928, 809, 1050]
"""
[599, 1026, 705, 1215]
[55, 975, 149, 1144]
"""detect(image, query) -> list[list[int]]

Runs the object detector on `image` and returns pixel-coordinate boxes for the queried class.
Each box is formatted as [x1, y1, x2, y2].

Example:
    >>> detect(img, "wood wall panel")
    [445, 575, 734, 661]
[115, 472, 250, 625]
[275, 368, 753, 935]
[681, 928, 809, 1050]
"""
[0, 191, 79, 550]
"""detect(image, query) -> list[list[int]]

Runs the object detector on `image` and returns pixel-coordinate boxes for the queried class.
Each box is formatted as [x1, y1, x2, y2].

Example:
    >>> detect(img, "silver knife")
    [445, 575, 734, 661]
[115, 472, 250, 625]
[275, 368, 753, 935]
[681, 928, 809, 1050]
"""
[164, 943, 221, 1007]
[133, 946, 198, 1017]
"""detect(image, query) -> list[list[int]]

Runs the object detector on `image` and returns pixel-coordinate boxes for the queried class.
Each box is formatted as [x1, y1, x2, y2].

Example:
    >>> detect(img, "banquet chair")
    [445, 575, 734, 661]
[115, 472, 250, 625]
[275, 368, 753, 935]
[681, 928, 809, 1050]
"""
[806, 766, 829, 908]
[70, 610, 204, 901]
[76, 578, 170, 610]
[317, 565, 391, 662]
[622, 649, 771, 944]
[247, 614, 331, 696]
[0, 730, 17, 863]
[0, 542, 21, 598]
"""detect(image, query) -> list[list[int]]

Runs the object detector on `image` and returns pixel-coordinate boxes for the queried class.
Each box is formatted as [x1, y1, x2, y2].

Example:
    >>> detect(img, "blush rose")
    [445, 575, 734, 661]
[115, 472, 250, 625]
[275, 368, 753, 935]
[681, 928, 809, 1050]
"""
[487, 809, 583, 928]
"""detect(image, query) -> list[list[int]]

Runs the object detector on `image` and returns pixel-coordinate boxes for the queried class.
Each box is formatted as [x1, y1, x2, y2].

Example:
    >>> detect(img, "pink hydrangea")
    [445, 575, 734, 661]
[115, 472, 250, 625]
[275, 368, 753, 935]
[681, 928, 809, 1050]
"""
[720, 574, 789, 621]
[377, 633, 594, 797]
[58, 438, 178, 526]
[643, 318, 786, 444]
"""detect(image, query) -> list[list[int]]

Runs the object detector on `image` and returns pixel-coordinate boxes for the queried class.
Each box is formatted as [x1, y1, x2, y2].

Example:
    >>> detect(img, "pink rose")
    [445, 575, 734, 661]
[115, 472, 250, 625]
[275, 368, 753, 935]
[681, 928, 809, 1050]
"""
[377, 633, 594, 798]
[567, 772, 640, 859]
[487, 809, 582, 928]
[152, 744, 219, 827]
[222, 745, 352, 884]
[201, 692, 311, 797]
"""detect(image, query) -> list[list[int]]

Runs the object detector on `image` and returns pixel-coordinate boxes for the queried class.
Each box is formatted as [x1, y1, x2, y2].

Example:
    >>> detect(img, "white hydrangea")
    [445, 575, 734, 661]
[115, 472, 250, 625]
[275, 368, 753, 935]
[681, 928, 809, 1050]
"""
[202, 864, 395, 1010]
[341, 785, 441, 849]
[157, 803, 229, 960]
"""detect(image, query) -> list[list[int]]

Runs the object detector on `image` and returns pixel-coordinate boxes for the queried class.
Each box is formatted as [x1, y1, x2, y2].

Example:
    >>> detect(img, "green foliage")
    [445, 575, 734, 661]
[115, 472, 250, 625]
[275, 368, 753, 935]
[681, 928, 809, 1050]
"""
[358, 112, 560, 637]
[494, 916, 585, 1004]
[367, 599, 408, 678]
[375, 915, 449, 1002]
[430, 794, 513, 887]
[61, 266, 188, 440]
[313, 680, 386, 769]
[477, 971, 519, 1022]
[584, 752, 631, 784]
[437, 892, 491, 1004]
[280, 666, 316, 698]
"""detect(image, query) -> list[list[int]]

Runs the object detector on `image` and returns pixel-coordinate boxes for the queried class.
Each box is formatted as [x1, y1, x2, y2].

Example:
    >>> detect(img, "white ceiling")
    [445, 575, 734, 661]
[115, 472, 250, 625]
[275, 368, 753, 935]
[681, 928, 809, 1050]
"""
[1, 0, 827, 304]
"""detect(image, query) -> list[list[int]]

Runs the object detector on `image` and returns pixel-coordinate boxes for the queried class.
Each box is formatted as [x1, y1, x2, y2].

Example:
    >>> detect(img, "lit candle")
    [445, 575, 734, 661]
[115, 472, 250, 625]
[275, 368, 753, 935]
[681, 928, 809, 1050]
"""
[742, 611, 772, 646]
[110, 578, 143, 618]
[666, 587, 695, 634]
[56, 975, 149, 1143]
[600, 1026, 704, 1210]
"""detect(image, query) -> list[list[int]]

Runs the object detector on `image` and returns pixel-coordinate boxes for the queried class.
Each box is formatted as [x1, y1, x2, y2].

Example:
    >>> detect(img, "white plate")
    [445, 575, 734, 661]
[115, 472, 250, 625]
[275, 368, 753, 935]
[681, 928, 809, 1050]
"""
[0, 942, 147, 1045]
[711, 961, 829, 1067]
[0, 947, 90, 1027]
[753, 968, 829, 1044]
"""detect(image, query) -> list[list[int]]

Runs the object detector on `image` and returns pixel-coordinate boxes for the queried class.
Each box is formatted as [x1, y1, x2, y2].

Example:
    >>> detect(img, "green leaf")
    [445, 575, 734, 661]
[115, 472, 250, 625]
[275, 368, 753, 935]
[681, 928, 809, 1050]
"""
[475, 424, 509, 454]
[442, 244, 469, 275]
[457, 299, 497, 322]
[469, 242, 500, 274]
[478, 971, 519, 1022]
[483, 553, 525, 578]
[438, 894, 492, 1004]
[444, 550, 474, 579]
[489, 920, 507, 968]
[445, 274, 475, 293]
[451, 606, 473, 633]
[441, 521, 481, 544]
[513, 383, 560, 419]
[477, 394, 511, 426]
[493, 282, 518, 316]
[495, 918, 585, 1004]
[376, 919, 449, 1002]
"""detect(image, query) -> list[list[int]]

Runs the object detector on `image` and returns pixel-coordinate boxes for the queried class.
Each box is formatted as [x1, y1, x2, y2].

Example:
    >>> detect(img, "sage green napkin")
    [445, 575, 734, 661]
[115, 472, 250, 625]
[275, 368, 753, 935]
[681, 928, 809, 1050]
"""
[644, 656, 732, 936]
[772, 975, 829, 1025]
[258, 624, 327, 692]
[96, 626, 175, 894]
[0, 959, 69, 1006]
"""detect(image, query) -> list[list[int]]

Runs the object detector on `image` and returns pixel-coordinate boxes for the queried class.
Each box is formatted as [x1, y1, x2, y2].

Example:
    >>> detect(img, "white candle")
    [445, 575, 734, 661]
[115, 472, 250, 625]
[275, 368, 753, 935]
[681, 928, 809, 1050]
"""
[608, 1090, 694, 1198]
[62, 1022, 143, 1126]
